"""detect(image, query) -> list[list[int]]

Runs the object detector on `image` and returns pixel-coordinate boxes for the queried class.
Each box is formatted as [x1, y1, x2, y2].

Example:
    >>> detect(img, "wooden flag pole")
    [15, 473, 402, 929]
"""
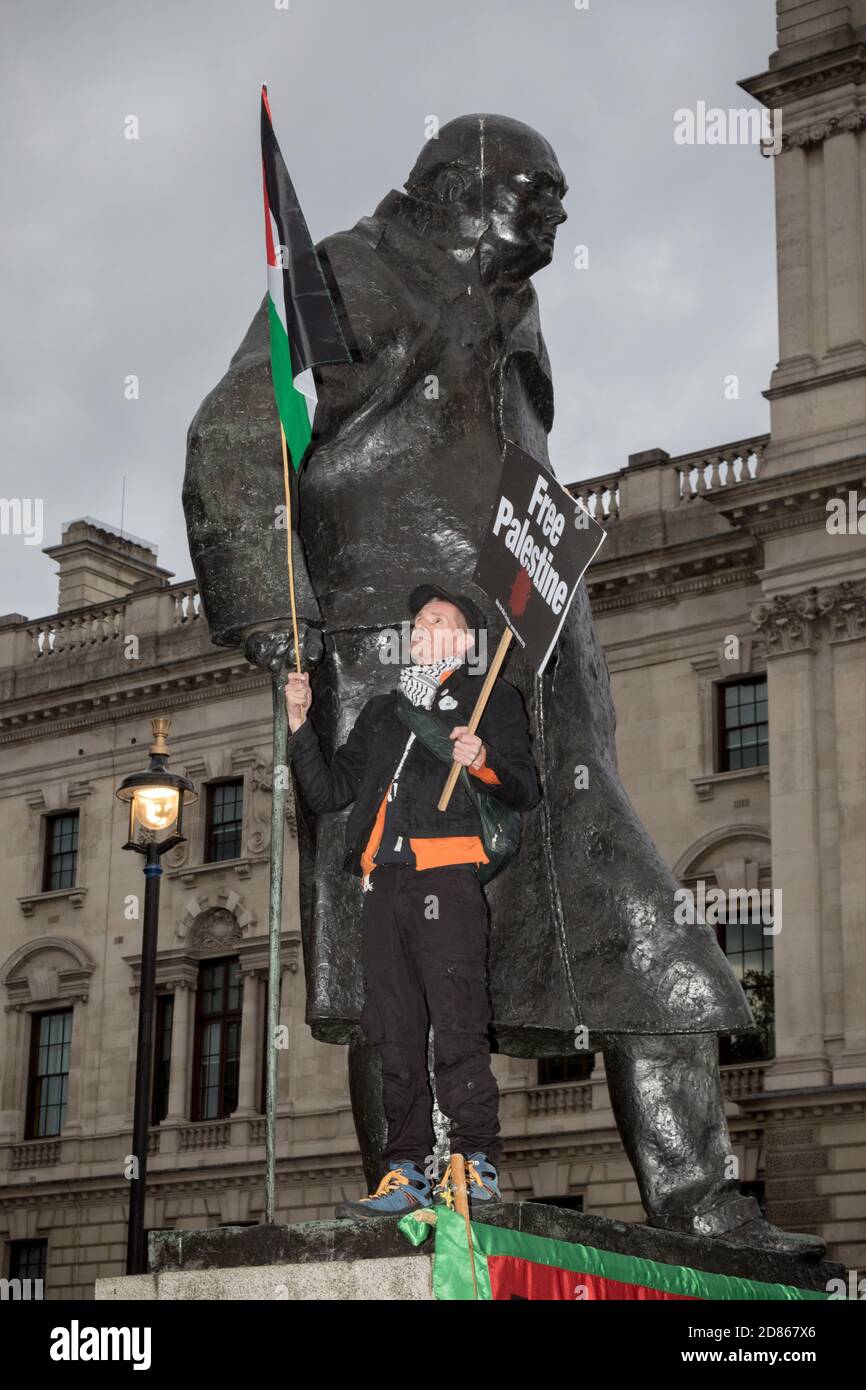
[449, 1153, 480, 1300]
[264, 422, 302, 1224]
[280, 422, 303, 675]
[438, 627, 514, 812]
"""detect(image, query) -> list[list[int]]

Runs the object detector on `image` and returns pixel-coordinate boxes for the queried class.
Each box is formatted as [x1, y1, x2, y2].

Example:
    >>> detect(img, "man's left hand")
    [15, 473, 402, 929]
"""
[450, 726, 486, 770]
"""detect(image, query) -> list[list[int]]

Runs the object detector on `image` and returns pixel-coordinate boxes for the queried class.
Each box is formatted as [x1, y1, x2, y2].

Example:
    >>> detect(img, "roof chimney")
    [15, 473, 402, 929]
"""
[42, 517, 174, 613]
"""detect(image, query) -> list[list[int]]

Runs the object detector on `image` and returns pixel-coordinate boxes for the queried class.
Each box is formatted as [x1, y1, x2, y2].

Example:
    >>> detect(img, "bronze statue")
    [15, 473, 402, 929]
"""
[183, 114, 825, 1259]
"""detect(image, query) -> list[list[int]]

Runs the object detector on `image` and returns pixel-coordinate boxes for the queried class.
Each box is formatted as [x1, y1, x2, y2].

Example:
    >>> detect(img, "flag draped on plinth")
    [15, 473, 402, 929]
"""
[260, 84, 351, 470]
[398, 1208, 832, 1301]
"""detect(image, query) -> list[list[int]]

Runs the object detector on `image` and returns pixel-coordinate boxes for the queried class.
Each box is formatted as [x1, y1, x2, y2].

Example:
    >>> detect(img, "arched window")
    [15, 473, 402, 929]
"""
[674, 829, 775, 1065]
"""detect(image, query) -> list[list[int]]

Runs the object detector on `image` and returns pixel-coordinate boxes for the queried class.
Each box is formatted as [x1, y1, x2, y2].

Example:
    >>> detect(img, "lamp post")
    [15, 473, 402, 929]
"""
[116, 717, 197, 1276]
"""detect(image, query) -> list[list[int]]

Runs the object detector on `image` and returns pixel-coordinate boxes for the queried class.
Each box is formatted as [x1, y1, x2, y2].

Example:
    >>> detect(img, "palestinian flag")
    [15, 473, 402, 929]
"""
[398, 1208, 832, 1301]
[260, 85, 351, 470]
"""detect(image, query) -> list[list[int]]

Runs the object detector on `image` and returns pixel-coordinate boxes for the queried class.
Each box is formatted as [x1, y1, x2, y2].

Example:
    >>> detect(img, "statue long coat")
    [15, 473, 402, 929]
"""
[183, 187, 755, 1057]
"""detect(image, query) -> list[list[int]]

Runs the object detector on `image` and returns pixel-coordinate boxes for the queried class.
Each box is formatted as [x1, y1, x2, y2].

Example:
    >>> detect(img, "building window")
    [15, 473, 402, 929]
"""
[26, 1010, 72, 1138]
[530, 1195, 585, 1212]
[192, 958, 241, 1120]
[717, 909, 775, 1065]
[205, 780, 243, 862]
[718, 677, 768, 771]
[43, 811, 79, 890]
[150, 994, 174, 1125]
[7, 1239, 47, 1285]
[537, 1053, 594, 1085]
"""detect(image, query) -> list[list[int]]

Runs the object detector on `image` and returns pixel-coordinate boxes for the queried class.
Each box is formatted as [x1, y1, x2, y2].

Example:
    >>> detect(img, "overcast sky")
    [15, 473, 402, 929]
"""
[1, 0, 777, 620]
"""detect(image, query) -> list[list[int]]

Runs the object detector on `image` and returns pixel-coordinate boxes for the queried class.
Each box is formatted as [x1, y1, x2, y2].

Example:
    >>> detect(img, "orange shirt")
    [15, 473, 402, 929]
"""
[360, 669, 501, 876]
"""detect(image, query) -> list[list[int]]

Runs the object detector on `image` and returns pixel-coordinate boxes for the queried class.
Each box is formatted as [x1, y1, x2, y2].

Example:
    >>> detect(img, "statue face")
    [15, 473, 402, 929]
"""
[409, 600, 473, 664]
[477, 159, 568, 282]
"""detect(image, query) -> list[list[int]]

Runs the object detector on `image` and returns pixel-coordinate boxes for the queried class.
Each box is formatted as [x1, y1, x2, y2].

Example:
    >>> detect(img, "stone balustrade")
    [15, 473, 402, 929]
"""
[567, 434, 768, 522]
[8, 579, 203, 668]
[674, 435, 767, 501]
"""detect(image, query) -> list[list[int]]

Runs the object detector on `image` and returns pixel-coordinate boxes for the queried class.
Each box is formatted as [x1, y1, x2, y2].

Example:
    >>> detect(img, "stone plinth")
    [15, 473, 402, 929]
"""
[95, 1202, 845, 1301]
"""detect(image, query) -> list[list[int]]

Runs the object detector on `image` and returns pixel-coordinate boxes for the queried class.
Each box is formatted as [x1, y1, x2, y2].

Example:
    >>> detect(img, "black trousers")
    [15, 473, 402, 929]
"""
[359, 861, 502, 1171]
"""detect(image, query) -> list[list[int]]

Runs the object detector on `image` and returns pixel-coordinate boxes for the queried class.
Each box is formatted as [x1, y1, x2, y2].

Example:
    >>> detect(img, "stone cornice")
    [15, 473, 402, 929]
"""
[0, 1161, 365, 1206]
[2, 935, 96, 1009]
[2, 1086, 863, 1202]
[735, 1084, 866, 1122]
[700, 455, 866, 539]
[764, 355, 866, 399]
[123, 935, 300, 990]
[0, 660, 266, 746]
[739, 42, 866, 115]
[738, 43, 866, 154]
[588, 561, 758, 615]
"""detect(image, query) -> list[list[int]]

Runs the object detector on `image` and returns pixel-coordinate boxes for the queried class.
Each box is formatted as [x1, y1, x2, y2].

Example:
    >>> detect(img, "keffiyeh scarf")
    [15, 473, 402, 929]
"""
[396, 654, 463, 709]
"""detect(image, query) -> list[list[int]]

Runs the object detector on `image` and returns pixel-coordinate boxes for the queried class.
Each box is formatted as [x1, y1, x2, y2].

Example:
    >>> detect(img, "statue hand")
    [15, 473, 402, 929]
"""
[243, 623, 325, 675]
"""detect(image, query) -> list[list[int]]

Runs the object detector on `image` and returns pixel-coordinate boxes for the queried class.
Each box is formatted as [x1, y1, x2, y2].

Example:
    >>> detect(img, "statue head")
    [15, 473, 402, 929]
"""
[405, 113, 568, 282]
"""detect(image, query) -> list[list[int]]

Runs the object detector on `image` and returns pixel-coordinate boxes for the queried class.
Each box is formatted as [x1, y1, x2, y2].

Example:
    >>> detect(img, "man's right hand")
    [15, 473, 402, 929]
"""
[286, 671, 313, 733]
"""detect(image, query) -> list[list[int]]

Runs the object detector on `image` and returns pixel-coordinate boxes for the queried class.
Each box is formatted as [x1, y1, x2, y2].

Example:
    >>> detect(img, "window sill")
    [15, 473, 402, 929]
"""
[690, 766, 769, 801]
[165, 857, 264, 887]
[18, 886, 87, 917]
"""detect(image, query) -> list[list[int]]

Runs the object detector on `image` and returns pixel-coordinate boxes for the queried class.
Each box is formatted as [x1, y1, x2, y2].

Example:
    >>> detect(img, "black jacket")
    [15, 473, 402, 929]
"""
[287, 665, 541, 877]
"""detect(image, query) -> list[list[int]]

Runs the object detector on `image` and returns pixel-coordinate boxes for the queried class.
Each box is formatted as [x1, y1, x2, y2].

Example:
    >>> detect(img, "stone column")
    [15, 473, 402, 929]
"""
[165, 980, 195, 1123]
[234, 968, 261, 1116]
[822, 131, 865, 352]
[0, 1006, 26, 1142]
[750, 594, 829, 1089]
[739, 11, 866, 473]
[773, 143, 811, 364]
[827, 587, 866, 1080]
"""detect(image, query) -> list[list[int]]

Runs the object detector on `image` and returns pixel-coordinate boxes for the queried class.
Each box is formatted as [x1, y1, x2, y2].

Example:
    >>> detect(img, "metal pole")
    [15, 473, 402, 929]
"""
[265, 672, 288, 1223]
[126, 841, 162, 1275]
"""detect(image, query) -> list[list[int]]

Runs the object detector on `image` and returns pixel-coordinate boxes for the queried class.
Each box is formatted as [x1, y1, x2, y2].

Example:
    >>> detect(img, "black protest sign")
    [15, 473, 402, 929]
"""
[473, 440, 606, 674]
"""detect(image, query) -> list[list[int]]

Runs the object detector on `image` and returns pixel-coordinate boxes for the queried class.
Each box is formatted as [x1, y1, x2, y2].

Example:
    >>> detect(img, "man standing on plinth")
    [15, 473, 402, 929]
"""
[285, 584, 538, 1216]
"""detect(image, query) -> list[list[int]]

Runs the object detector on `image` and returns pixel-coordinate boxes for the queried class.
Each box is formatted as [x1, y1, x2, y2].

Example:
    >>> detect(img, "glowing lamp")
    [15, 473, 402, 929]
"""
[116, 717, 197, 843]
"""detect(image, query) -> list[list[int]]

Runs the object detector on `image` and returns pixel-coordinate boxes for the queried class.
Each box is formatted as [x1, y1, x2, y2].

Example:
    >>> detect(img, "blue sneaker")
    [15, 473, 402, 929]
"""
[433, 1151, 501, 1211]
[335, 1159, 433, 1220]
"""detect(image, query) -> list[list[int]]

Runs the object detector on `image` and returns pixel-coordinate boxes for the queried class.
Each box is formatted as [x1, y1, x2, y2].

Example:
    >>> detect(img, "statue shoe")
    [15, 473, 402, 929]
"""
[334, 1160, 432, 1220]
[652, 1192, 827, 1262]
[713, 1218, 827, 1263]
[434, 1152, 501, 1211]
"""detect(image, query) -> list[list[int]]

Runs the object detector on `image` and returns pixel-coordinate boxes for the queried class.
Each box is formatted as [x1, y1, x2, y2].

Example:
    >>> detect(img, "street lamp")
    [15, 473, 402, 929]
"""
[116, 717, 197, 1275]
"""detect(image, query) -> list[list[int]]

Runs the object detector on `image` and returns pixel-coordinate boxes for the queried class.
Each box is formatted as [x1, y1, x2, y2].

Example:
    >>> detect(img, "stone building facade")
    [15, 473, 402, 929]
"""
[2, 0, 865, 1296]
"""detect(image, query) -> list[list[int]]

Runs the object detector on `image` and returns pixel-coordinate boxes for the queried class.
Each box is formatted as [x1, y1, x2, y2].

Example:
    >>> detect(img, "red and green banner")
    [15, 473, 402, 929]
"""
[398, 1208, 832, 1301]
[260, 85, 351, 470]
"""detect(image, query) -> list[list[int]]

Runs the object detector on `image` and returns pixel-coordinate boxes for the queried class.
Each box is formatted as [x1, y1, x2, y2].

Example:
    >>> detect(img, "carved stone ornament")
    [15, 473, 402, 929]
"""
[188, 906, 244, 951]
[749, 588, 821, 653]
[751, 581, 866, 652]
[816, 579, 866, 643]
[248, 756, 297, 851]
[782, 109, 866, 152]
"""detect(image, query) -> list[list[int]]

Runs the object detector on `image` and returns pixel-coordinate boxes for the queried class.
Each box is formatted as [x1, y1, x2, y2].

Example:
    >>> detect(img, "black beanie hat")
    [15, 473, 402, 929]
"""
[408, 582, 487, 647]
